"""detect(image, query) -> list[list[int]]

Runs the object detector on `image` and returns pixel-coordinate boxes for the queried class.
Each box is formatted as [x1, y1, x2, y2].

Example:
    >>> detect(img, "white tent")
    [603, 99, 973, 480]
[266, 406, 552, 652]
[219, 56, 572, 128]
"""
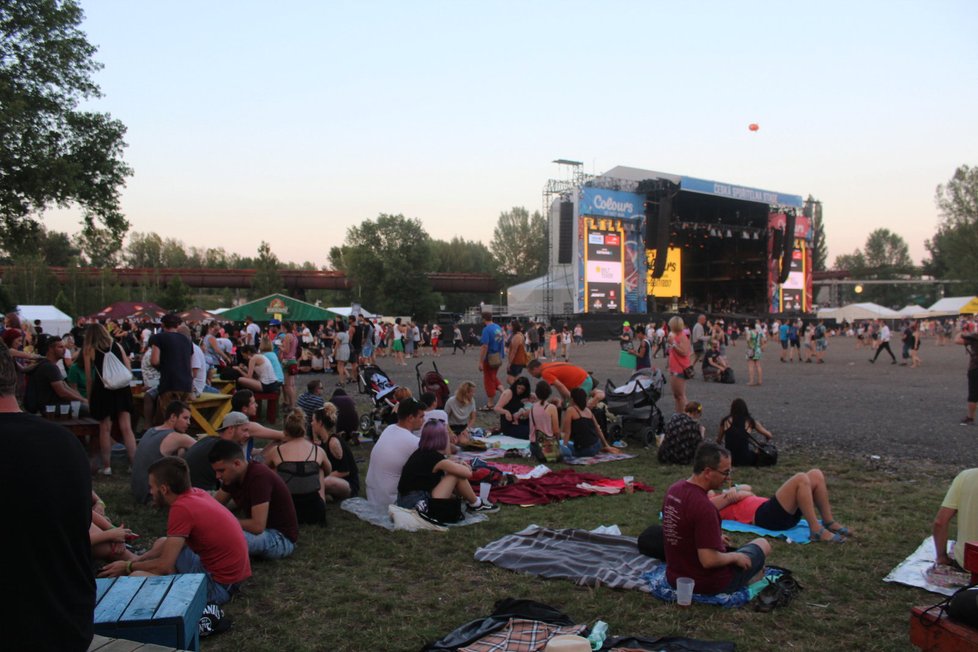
[327, 306, 377, 319]
[507, 272, 576, 317]
[17, 305, 73, 336]
[816, 302, 900, 322]
[894, 304, 926, 318]
[915, 296, 978, 318]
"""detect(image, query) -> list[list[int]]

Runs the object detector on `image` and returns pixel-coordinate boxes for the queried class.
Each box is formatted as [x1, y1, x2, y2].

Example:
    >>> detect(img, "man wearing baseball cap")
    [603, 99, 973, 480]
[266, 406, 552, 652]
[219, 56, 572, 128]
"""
[185, 411, 251, 491]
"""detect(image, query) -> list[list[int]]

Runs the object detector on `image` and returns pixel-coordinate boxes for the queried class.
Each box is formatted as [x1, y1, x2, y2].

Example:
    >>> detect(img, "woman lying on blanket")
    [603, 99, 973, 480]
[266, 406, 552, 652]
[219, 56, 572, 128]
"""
[396, 419, 498, 526]
[560, 387, 619, 459]
[709, 469, 853, 543]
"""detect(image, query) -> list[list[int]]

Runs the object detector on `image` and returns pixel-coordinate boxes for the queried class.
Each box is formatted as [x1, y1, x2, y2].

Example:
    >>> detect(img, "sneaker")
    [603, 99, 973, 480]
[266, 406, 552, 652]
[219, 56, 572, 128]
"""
[97, 467, 112, 477]
[414, 500, 447, 527]
[961, 417, 975, 426]
[468, 498, 500, 513]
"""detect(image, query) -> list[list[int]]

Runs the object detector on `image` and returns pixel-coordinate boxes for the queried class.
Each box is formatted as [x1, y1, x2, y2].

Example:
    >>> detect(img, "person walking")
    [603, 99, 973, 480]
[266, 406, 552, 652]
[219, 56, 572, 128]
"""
[869, 319, 897, 364]
[666, 316, 691, 413]
[451, 323, 465, 355]
[746, 321, 765, 386]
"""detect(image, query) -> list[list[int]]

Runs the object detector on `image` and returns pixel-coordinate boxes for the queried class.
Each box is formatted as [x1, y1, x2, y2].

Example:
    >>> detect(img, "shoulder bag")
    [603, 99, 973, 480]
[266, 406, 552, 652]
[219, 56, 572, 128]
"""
[99, 343, 134, 390]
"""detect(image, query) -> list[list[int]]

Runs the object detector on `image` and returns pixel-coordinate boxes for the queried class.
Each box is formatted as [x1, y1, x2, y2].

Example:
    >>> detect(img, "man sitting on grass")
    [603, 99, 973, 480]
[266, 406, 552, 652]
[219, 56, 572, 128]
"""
[661, 442, 771, 595]
[131, 400, 197, 504]
[933, 467, 978, 569]
[209, 439, 299, 560]
[366, 397, 425, 507]
[99, 456, 251, 605]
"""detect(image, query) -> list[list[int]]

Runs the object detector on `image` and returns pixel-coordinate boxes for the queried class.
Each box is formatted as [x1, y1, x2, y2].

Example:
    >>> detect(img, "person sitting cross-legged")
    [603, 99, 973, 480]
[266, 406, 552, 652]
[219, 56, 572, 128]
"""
[661, 442, 771, 596]
[709, 469, 852, 543]
[131, 400, 197, 504]
[209, 439, 299, 560]
[98, 456, 251, 605]
[396, 419, 498, 526]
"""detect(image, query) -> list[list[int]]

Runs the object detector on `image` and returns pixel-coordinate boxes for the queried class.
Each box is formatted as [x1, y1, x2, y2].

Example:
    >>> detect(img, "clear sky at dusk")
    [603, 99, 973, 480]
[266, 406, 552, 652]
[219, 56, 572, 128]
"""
[45, 1, 978, 267]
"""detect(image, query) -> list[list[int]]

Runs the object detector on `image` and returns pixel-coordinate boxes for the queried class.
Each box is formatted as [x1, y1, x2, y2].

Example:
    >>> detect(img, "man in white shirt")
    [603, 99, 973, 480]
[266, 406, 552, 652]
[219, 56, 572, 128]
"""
[366, 398, 426, 507]
[869, 320, 897, 364]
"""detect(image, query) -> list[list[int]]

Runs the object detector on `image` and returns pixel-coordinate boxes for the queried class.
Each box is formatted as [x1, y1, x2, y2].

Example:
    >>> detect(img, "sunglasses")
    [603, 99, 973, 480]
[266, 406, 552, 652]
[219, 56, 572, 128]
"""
[710, 467, 733, 478]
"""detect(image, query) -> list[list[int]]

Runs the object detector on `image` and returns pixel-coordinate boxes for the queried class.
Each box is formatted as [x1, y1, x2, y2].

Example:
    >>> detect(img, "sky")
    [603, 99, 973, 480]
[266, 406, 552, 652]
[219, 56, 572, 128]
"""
[43, 0, 978, 267]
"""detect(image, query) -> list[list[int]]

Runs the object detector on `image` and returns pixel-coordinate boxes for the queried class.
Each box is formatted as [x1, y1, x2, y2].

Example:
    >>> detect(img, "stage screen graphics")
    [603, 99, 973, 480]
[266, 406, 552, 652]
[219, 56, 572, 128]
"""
[645, 247, 682, 298]
[767, 213, 813, 313]
[576, 187, 646, 313]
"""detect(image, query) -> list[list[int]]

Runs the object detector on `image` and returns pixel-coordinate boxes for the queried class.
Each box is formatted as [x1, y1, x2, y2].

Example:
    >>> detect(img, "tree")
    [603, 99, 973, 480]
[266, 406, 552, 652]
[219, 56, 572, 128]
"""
[157, 275, 192, 311]
[251, 241, 283, 298]
[1, 0, 132, 254]
[328, 214, 439, 318]
[490, 207, 547, 282]
[834, 229, 915, 307]
[807, 197, 828, 271]
[430, 236, 496, 311]
[123, 232, 164, 268]
[0, 226, 80, 266]
[925, 165, 978, 291]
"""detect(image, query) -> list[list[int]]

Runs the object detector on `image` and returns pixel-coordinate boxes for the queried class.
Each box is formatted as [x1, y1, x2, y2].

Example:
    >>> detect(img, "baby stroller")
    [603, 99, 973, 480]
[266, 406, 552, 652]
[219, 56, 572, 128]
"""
[416, 361, 450, 409]
[357, 364, 399, 437]
[604, 367, 666, 447]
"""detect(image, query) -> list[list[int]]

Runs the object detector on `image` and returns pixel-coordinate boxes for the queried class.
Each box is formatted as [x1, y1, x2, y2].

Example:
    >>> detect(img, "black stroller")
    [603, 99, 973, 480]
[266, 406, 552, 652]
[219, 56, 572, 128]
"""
[356, 364, 399, 437]
[416, 361, 450, 409]
[604, 368, 666, 447]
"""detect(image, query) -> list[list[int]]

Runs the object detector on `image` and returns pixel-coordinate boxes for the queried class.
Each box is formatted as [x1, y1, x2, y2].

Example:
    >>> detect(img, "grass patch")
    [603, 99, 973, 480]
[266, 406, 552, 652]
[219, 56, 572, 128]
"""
[93, 435, 955, 652]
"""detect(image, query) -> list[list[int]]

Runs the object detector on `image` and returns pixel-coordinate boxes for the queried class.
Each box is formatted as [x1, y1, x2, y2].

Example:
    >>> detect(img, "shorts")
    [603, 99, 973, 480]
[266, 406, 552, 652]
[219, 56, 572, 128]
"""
[349, 347, 361, 363]
[720, 543, 767, 594]
[790, 340, 800, 348]
[362, 344, 373, 358]
[816, 339, 827, 352]
[175, 546, 239, 605]
[780, 340, 788, 350]
[580, 375, 594, 395]
[968, 368, 978, 403]
[396, 490, 430, 510]
[261, 381, 282, 394]
[507, 364, 525, 377]
[528, 342, 539, 352]
[753, 496, 802, 531]
[243, 528, 295, 560]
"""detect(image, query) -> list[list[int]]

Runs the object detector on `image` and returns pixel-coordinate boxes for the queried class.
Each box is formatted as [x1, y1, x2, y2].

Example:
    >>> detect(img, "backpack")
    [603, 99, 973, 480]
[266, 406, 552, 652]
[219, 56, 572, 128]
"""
[98, 344, 133, 390]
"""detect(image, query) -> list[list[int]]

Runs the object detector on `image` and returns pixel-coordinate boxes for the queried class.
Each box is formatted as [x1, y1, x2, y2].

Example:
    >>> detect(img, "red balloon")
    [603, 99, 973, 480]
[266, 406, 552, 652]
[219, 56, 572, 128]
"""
[748, 123, 759, 132]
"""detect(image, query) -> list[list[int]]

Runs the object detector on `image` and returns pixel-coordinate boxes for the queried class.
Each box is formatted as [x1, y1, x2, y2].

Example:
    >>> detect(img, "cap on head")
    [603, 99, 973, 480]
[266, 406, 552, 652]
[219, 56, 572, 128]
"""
[218, 411, 250, 430]
[268, 319, 281, 327]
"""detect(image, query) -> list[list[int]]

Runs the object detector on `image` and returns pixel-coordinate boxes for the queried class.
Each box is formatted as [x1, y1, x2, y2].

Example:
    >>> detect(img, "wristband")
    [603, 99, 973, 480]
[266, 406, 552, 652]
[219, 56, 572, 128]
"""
[126, 560, 133, 575]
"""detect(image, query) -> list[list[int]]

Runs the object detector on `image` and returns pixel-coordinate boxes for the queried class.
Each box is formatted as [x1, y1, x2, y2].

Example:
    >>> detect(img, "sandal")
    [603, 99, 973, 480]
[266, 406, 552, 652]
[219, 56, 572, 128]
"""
[810, 526, 846, 543]
[823, 520, 852, 537]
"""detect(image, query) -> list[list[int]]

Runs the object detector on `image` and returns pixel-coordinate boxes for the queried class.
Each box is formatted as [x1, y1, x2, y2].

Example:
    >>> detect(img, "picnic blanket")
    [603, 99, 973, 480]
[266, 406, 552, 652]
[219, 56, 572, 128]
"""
[488, 469, 652, 506]
[340, 497, 488, 532]
[564, 451, 637, 465]
[644, 564, 782, 608]
[721, 518, 814, 544]
[474, 525, 659, 592]
[884, 536, 972, 596]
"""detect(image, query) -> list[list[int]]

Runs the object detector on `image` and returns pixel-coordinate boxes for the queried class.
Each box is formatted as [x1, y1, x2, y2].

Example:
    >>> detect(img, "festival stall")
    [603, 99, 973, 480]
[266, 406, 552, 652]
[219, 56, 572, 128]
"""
[16, 304, 73, 336]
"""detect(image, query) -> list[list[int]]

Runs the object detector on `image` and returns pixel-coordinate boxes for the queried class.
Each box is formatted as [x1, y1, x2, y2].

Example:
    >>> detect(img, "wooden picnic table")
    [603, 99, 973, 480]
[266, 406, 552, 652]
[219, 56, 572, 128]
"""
[189, 393, 232, 436]
[210, 378, 235, 395]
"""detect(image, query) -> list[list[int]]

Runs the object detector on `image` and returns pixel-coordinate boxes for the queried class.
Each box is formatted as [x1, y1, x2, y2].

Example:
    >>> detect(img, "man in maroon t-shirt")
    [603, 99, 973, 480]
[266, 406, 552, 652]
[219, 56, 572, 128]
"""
[661, 442, 770, 595]
[209, 439, 299, 559]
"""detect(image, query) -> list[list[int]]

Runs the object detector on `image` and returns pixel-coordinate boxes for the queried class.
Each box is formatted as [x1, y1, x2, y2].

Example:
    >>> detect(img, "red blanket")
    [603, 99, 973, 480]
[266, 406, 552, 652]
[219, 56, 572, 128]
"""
[487, 469, 653, 505]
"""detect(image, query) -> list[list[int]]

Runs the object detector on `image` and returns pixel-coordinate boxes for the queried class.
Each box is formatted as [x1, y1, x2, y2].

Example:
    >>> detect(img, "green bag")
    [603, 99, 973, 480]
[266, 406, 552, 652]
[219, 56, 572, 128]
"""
[618, 349, 636, 369]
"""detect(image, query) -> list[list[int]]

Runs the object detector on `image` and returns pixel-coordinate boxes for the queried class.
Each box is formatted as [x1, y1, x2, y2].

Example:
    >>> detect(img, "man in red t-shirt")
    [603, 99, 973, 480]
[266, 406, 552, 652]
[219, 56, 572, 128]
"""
[98, 456, 251, 605]
[661, 442, 770, 595]
[209, 439, 299, 560]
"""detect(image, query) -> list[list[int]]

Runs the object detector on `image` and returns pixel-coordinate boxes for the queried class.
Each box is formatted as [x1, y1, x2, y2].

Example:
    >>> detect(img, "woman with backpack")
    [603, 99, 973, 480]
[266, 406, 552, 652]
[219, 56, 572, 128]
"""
[84, 322, 137, 475]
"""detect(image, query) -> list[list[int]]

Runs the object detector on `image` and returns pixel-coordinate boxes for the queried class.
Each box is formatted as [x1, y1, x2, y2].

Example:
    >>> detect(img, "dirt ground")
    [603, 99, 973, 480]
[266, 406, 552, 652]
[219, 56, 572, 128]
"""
[335, 332, 975, 466]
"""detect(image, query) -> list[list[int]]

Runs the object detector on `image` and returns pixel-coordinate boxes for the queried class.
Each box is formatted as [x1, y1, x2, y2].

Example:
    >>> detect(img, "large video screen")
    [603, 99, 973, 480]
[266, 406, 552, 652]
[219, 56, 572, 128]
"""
[584, 218, 624, 312]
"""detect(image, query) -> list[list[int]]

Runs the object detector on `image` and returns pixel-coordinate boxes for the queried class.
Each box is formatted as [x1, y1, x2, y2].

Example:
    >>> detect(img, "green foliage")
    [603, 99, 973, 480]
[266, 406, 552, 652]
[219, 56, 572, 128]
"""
[53, 288, 74, 316]
[156, 275, 192, 311]
[0, 0, 132, 254]
[833, 228, 916, 307]
[490, 207, 547, 282]
[329, 214, 439, 318]
[3, 255, 61, 304]
[925, 165, 978, 291]
[251, 241, 284, 298]
[808, 197, 828, 271]
[430, 236, 496, 311]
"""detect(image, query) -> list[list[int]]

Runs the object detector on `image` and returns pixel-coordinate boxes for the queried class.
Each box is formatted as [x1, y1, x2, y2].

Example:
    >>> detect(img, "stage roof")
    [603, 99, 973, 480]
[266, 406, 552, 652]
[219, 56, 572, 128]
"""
[602, 165, 804, 208]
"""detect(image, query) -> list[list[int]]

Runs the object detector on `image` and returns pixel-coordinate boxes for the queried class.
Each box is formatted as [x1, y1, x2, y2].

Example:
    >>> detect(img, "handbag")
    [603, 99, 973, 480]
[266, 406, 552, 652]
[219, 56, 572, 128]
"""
[747, 431, 778, 466]
[98, 344, 134, 390]
[528, 406, 562, 463]
[682, 365, 695, 379]
[486, 351, 503, 368]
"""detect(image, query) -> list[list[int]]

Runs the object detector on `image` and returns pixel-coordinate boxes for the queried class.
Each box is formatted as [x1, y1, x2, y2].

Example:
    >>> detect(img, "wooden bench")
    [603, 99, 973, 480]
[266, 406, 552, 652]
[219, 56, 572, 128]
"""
[94, 574, 207, 652]
[909, 541, 978, 651]
[89, 633, 188, 651]
[253, 391, 280, 424]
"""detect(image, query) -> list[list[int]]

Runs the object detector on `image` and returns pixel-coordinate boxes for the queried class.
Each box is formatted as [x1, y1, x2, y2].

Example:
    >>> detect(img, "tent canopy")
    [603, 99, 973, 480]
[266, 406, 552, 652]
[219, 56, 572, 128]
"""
[894, 304, 925, 318]
[217, 294, 338, 323]
[917, 296, 978, 318]
[16, 305, 73, 337]
[327, 306, 377, 319]
[817, 302, 900, 322]
[90, 301, 166, 322]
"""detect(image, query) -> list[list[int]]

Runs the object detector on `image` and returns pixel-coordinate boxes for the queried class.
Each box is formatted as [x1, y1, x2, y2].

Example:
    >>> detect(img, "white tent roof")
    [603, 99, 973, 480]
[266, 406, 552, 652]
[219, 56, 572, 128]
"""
[894, 304, 925, 318]
[816, 302, 900, 322]
[507, 272, 576, 317]
[17, 305, 73, 336]
[327, 306, 377, 319]
[918, 296, 978, 317]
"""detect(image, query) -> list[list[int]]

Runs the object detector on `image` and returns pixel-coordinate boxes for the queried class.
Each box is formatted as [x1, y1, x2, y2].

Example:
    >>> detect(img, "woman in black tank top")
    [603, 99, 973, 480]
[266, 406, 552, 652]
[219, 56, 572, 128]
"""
[266, 409, 329, 524]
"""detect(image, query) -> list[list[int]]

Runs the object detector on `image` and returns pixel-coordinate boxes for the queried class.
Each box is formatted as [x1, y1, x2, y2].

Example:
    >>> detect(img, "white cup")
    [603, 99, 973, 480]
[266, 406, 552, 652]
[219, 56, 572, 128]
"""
[479, 482, 491, 503]
[676, 577, 695, 606]
[44, 404, 56, 419]
[59, 404, 70, 418]
[70, 400, 81, 418]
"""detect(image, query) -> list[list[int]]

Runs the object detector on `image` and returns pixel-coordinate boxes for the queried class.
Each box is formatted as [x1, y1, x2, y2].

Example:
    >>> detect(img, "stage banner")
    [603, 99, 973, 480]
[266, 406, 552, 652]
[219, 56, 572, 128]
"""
[582, 217, 624, 313]
[679, 176, 804, 209]
[578, 188, 644, 220]
[645, 247, 682, 298]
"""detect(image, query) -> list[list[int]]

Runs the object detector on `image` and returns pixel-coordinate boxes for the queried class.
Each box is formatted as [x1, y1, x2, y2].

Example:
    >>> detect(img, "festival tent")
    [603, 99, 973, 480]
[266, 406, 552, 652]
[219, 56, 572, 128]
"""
[217, 294, 338, 323]
[178, 307, 217, 322]
[915, 296, 978, 318]
[816, 302, 900, 322]
[90, 301, 167, 322]
[327, 306, 377, 319]
[894, 304, 926, 318]
[506, 273, 576, 318]
[16, 305, 73, 336]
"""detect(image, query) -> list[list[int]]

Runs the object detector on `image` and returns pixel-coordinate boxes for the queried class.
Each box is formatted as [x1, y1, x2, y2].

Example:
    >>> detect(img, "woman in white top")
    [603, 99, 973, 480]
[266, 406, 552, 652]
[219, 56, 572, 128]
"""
[444, 381, 477, 445]
[333, 319, 351, 385]
[235, 344, 282, 393]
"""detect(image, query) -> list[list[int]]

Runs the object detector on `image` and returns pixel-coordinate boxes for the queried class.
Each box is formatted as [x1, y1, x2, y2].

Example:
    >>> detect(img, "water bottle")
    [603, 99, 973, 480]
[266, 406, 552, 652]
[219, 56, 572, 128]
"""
[587, 620, 608, 650]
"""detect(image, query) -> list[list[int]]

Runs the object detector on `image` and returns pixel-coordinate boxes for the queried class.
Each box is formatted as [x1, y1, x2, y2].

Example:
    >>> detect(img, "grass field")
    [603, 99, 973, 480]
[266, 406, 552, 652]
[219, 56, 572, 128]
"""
[94, 435, 955, 651]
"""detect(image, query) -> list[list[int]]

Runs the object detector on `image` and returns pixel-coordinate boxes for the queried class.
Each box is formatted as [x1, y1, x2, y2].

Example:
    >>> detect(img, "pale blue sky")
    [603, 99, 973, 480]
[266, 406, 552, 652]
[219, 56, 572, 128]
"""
[46, 0, 978, 267]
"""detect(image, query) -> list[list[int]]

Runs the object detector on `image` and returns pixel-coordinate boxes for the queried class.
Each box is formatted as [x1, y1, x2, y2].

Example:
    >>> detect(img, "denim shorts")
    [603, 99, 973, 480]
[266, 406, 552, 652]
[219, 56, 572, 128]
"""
[175, 546, 238, 605]
[243, 528, 295, 560]
[720, 543, 767, 593]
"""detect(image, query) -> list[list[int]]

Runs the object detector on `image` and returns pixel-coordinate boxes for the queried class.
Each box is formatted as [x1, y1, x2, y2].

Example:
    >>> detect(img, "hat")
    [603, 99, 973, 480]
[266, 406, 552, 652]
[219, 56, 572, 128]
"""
[267, 319, 281, 327]
[544, 635, 591, 652]
[218, 411, 249, 430]
[623, 321, 630, 327]
[1, 328, 23, 348]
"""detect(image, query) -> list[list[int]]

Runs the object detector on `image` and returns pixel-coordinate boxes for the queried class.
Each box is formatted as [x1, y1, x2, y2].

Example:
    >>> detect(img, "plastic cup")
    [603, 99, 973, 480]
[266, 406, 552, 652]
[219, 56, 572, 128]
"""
[623, 476, 635, 494]
[479, 482, 491, 503]
[45, 404, 56, 419]
[676, 577, 695, 606]
[70, 401, 81, 418]
[59, 404, 70, 418]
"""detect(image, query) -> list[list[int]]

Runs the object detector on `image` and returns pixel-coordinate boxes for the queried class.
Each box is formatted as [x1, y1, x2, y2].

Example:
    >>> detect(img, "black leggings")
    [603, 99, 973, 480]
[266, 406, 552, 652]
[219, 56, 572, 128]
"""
[872, 341, 896, 362]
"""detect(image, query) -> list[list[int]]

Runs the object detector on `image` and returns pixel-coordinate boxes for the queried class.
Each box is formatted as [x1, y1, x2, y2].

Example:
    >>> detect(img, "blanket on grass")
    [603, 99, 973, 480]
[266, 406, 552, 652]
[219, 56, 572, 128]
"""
[721, 518, 813, 544]
[643, 564, 784, 608]
[883, 536, 972, 596]
[487, 469, 652, 506]
[564, 451, 637, 465]
[340, 497, 488, 532]
[474, 526, 658, 592]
